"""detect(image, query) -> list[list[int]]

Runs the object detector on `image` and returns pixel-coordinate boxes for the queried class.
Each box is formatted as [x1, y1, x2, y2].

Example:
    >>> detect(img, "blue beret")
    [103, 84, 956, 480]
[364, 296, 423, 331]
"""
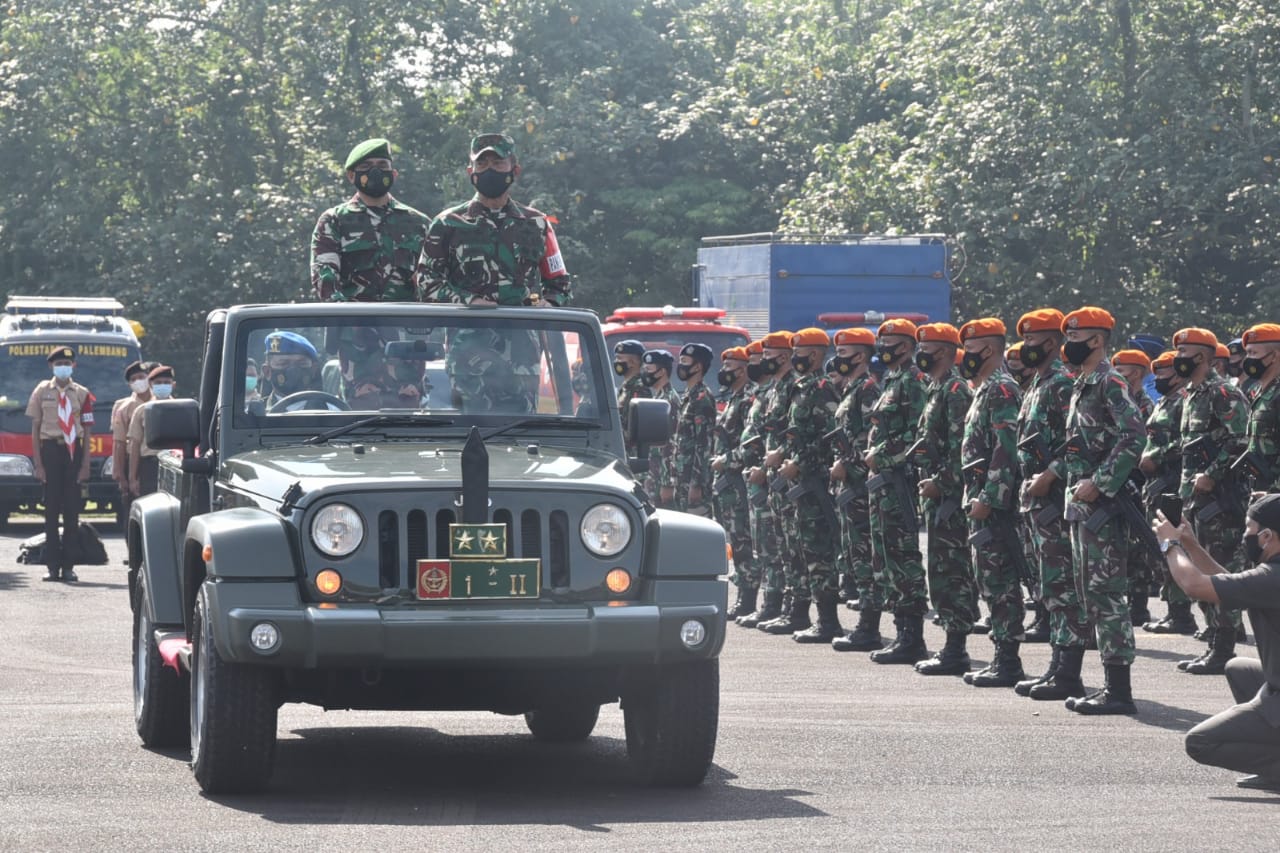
[1126, 334, 1166, 360]
[1228, 338, 1244, 355]
[265, 331, 319, 360]
[642, 349, 673, 370]
[680, 342, 713, 367]
[614, 339, 645, 357]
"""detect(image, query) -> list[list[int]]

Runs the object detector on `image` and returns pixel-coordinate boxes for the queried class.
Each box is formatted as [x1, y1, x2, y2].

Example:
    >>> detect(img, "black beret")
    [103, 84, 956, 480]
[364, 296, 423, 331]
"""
[614, 339, 645, 357]
[47, 346, 75, 363]
[1248, 494, 1280, 533]
[680, 342, 713, 367]
[642, 350, 673, 370]
[123, 360, 147, 380]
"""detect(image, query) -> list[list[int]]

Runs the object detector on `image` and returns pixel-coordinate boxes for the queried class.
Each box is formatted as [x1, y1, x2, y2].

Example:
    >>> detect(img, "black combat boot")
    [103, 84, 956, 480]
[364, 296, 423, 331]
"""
[1128, 590, 1151, 628]
[794, 591, 844, 643]
[1015, 645, 1061, 696]
[1144, 600, 1197, 634]
[970, 613, 991, 635]
[1028, 645, 1086, 700]
[1066, 663, 1137, 715]
[832, 608, 885, 652]
[1177, 627, 1214, 671]
[846, 596, 864, 611]
[1185, 627, 1236, 675]
[838, 572, 857, 603]
[737, 590, 781, 628]
[762, 594, 812, 634]
[870, 613, 929, 664]
[728, 585, 759, 621]
[755, 591, 792, 631]
[966, 640, 1027, 687]
[1023, 602, 1050, 643]
[914, 630, 971, 675]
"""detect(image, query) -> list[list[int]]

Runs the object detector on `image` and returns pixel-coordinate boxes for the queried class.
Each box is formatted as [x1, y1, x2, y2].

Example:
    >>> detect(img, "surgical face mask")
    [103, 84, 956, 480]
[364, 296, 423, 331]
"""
[1062, 338, 1094, 367]
[52, 364, 73, 380]
[245, 376, 259, 393]
[151, 383, 173, 399]
[130, 378, 150, 394]
[472, 166, 514, 199]
[746, 362, 764, 382]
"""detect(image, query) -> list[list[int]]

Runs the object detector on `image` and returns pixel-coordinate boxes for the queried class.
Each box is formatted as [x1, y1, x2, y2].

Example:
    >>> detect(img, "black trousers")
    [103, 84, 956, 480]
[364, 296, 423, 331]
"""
[137, 455, 159, 497]
[1185, 657, 1280, 780]
[40, 439, 83, 572]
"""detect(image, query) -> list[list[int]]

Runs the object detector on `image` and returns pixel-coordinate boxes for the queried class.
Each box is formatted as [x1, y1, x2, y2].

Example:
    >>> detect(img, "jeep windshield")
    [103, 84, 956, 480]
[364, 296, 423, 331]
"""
[233, 310, 606, 431]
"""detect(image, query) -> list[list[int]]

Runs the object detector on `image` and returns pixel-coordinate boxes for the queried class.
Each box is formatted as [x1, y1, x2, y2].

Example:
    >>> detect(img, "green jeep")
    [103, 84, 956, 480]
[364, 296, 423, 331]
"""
[128, 303, 728, 794]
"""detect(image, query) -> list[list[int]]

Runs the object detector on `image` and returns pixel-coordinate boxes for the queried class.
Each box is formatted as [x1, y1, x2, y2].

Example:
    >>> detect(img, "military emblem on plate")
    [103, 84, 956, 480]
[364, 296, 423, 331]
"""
[417, 561, 451, 599]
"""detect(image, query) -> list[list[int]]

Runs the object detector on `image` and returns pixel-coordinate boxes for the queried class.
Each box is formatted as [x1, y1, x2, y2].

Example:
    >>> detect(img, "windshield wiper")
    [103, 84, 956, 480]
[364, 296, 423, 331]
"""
[480, 416, 602, 442]
[303, 414, 455, 446]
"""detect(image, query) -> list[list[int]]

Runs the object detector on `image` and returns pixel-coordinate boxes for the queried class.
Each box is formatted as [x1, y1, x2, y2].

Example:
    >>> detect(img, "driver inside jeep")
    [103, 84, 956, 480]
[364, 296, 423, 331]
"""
[259, 331, 346, 412]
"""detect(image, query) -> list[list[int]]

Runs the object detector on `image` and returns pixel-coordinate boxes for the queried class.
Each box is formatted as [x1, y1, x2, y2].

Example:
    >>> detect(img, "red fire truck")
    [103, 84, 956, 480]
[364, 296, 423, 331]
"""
[600, 306, 751, 396]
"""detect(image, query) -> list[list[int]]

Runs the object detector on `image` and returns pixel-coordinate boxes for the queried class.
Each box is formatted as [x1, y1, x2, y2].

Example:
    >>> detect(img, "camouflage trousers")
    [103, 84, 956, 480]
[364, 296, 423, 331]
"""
[1188, 497, 1245, 632]
[748, 482, 783, 595]
[924, 495, 979, 633]
[1126, 533, 1158, 601]
[838, 482, 882, 611]
[1069, 507, 1134, 666]
[674, 483, 713, 518]
[1026, 503, 1091, 648]
[868, 467, 927, 616]
[714, 478, 755, 590]
[968, 512, 1027, 643]
[771, 483, 809, 603]
[795, 491, 837, 597]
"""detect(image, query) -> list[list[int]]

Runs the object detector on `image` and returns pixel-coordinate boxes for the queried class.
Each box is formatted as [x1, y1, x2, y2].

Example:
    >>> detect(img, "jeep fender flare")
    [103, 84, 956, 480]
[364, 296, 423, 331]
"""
[129, 492, 185, 627]
[640, 509, 728, 579]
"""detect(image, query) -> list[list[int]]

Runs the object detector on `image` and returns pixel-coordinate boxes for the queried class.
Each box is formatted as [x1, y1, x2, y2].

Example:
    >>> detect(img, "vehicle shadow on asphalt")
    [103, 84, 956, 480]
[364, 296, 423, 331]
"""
[0, 570, 31, 590]
[207, 725, 827, 827]
[1134, 646, 1205, 663]
[1130, 699, 1212, 733]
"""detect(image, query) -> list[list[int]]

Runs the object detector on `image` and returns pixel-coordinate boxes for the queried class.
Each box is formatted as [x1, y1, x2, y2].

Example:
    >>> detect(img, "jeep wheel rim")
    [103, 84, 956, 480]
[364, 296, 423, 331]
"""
[133, 605, 149, 723]
[190, 614, 207, 764]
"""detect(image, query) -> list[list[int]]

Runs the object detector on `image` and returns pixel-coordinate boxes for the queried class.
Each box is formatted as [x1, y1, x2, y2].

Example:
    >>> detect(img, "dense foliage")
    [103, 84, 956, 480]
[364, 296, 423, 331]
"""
[1, 0, 1276, 378]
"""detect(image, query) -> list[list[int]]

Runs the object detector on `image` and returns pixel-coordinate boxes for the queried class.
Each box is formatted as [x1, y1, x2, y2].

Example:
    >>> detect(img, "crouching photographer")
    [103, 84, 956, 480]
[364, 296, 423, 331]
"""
[1155, 494, 1280, 792]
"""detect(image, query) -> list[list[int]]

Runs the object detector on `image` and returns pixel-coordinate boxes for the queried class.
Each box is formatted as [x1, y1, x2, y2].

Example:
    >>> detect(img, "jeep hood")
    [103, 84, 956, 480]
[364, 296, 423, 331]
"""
[221, 442, 636, 503]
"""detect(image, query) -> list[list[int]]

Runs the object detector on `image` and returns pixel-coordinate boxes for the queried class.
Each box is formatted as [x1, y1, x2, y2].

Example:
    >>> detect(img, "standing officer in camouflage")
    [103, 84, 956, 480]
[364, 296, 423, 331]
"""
[1139, 350, 1197, 635]
[613, 340, 650, 455]
[864, 319, 929, 663]
[1238, 324, 1280, 497]
[738, 334, 789, 628]
[829, 329, 887, 651]
[1013, 309, 1092, 700]
[672, 343, 716, 516]
[775, 329, 842, 643]
[1173, 327, 1249, 675]
[711, 347, 757, 618]
[957, 319, 1028, 687]
[639, 350, 680, 507]
[910, 323, 981, 674]
[1058, 307, 1144, 715]
[1113, 348, 1158, 626]
[311, 138, 431, 302]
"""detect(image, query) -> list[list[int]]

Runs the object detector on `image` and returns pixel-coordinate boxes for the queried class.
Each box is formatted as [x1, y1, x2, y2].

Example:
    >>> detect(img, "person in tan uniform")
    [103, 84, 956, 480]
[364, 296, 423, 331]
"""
[111, 360, 154, 522]
[26, 346, 94, 582]
[127, 365, 176, 499]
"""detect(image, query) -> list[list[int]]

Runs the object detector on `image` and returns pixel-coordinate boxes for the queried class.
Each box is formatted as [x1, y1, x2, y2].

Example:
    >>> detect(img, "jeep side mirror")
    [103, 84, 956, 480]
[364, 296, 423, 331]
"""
[627, 398, 670, 474]
[144, 399, 201, 455]
[385, 339, 444, 360]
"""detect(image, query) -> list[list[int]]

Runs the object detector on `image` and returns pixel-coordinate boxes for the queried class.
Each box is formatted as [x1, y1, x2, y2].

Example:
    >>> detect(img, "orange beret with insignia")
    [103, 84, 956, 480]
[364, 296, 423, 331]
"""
[1215, 342, 1230, 359]
[1243, 324, 1280, 346]
[721, 346, 749, 363]
[792, 327, 832, 348]
[1112, 349, 1152, 371]
[745, 340, 764, 356]
[834, 328, 876, 347]
[1151, 350, 1177, 370]
[916, 323, 961, 346]
[1171, 327, 1218, 349]
[959, 318, 1007, 342]
[761, 331, 794, 350]
[877, 318, 918, 339]
[1017, 308, 1065, 337]
[1006, 342, 1023, 360]
[1062, 307, 1115, 332]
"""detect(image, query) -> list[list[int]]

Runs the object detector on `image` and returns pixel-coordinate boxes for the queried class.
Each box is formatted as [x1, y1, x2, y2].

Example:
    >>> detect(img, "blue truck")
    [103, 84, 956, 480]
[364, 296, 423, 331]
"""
[693, 234, 955, 337]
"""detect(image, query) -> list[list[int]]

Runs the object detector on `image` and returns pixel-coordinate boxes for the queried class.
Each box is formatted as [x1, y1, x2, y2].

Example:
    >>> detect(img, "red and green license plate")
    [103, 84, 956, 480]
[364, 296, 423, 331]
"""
[416, 559, 541, 601]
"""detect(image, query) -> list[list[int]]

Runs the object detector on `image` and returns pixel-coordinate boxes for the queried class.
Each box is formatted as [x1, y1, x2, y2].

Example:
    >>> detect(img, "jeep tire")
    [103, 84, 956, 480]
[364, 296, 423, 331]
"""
[189, 585, 279, 794]
[132, 575, 189, 749]
[623, 659, 719, 786]
[524, 702, 601, 743]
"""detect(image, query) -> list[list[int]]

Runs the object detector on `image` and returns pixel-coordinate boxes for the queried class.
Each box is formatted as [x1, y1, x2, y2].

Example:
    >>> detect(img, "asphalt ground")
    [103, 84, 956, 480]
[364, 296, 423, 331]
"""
[1, 522, 1276, 852]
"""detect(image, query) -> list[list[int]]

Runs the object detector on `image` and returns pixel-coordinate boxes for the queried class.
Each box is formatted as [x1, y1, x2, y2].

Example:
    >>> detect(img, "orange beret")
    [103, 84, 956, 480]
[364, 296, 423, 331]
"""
[792, 327, 832, 348]
[1006, 342, 1023, 360]
[761, 331, 794, 350]
[834, 328, 876, 347]
[916, 322, 961, 346]
[1151, 350, 1177, 370]
[745, 340, 764, 356]
[1215, 342, 1230, 359]
[1062, 306, 1115, 332]
[1171, 327, 1218, 349]
[1112, 349, 1152, 371]
[1243, 323, 1280, 346]
[1017, 308, 1065, 337]
[959, 317, 1007, 341]
[878, 318, 918, 339]
[721, 346, 749, 363]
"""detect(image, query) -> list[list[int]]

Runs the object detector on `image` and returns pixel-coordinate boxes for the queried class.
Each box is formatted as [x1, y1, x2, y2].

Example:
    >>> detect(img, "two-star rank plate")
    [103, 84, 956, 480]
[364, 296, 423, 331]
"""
[416, 558, 541, 600]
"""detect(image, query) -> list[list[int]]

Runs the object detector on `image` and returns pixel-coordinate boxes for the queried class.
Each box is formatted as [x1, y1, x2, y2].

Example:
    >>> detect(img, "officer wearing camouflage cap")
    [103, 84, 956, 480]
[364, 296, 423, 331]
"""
[311, 138, 431, 302]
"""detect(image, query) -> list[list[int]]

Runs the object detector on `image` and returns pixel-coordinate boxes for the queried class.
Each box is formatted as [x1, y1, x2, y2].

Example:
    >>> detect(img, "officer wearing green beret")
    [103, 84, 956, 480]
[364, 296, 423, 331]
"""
[310, 137, 431, 302]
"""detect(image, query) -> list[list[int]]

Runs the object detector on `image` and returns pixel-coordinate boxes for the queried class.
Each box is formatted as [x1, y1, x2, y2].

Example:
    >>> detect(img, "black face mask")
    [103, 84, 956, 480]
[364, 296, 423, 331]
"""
[959, 348, 987, 381]
[472, 167, 514, 199]
[791, 353, 813, 374]
[1012, 367, 1032, 385]
[759, 356, 782, 375]
[1020, 339, 1051, 367]
[746, 362, 764, 382]
[676, 363, 698, 382]
[355, 167, 394, 198]
[641, 371, 660, 387]
[717, 368, 738, 387]
[613, 360, 629, 377]
[270, 365, 313, 396]
[877, 343, 903, 366]
[914, 351, 937, 373]
[1062, 339, 1094, 367]
[1154, 376, 1176, 396]
[1172, 354, 1200, 378]
[1243, 356, 1270, 379]
[572, 372, 591, 395]
[1227, 360, 1244, 378]
[1244, 533, 1264, 565]
[834, 354, 860, 376]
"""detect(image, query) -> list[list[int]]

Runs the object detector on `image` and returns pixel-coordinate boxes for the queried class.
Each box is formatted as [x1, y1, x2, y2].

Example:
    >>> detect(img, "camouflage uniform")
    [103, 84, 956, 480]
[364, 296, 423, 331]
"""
[714, 382, 756, 591]
[738, 378, 781, 600]
[1063, 361, 1145, 666]
[1242, 378, 1280, 493]
[782, 371, 840, 596]
[833, 373, 882, 609]
[962, 368, 1026, 643]
[311, 197, 430, 302]
[866, 365, 927, 616]
[672, 382, 716, 516]
[1142, 389, 1192, 608]
[617, 374, 651, 456]
[1126, 387, 1158, 604]
[915, 368, 980, 633]
[1019, 359, 1092, 647]
[764, 370, 807, 603]
[646, 383, 681, 505]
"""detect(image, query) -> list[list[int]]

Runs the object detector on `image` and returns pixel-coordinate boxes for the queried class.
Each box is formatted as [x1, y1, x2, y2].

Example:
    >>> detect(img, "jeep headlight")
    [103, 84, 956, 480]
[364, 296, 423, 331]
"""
[580, 503, 631, 557]
[311, 503, 364, 557]
[0, 453, 35, 477]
